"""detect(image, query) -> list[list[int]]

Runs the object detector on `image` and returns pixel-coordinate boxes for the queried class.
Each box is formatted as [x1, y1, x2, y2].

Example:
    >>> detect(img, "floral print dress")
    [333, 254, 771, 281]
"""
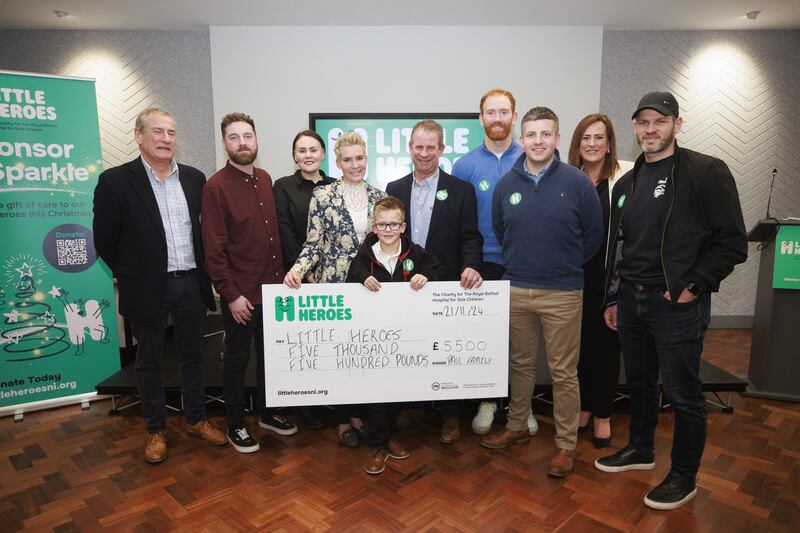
[291, 180, 387, 283]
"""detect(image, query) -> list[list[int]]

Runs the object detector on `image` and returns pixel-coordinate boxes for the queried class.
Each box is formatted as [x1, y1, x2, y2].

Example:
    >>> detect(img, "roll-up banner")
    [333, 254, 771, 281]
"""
[0, 70, 120, 416]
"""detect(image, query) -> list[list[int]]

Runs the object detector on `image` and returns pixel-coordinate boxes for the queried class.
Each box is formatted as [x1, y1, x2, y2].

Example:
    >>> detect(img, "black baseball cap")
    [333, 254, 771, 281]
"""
[632, 92, 679, 119]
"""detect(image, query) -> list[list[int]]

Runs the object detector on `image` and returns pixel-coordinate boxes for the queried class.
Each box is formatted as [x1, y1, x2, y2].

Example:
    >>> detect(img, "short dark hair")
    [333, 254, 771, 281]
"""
[292, 129, 326, 157]
[480, 88, 516, 114]
[521, 106, 559, 133]
[373, 196, 406, 222]
[220, 112, 256, 137]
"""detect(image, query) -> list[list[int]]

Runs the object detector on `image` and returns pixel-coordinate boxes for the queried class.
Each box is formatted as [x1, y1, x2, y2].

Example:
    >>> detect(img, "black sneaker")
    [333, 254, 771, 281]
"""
[258, 414, 298, 436]
[227, 426, 260, 453]
[594, 445, 655, 472]
[644, 473, 697, 510]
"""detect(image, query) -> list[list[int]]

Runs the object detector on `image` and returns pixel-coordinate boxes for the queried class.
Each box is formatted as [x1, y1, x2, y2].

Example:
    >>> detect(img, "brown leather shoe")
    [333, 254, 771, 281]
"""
[547, 448, 574, 478]
[144, 431, 167, 463]
[387, 440, 410, 460]
[365, 448, 389, 475]
[480, 427, 529, 449]
[186, 420, 227, 446]
[440, 416, 460, 444]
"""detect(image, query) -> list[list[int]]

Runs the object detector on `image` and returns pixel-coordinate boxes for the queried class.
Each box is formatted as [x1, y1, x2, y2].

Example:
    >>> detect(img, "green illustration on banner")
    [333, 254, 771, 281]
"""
[0, 70, 120, 408]
[773, 225, 800, 290]
[313, 116, 482, 190]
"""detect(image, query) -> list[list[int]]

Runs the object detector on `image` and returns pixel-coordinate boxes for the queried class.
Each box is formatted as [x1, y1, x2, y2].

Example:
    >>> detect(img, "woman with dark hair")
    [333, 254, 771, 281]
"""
[568, 114, 633, 448]
[274, 130, 336, 276]
[284, 131, 387, 447]
[273, 130, 335, 429]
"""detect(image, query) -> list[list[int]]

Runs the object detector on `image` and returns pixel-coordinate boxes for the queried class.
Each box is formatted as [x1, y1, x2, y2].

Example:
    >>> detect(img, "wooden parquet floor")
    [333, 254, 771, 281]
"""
[2, 329, 798, 532]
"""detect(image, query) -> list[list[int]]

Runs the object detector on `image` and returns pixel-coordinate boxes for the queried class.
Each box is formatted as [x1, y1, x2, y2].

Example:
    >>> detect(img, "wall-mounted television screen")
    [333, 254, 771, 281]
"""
[309, 113, 482, 190]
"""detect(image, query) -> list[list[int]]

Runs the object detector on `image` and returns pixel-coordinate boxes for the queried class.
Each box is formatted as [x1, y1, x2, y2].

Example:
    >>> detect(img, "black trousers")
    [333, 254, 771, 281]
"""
[220, 299, 271, 428]
[131, 274, 207, 433]
[366, 403, 399, 448]
[577, 289, 621, 418]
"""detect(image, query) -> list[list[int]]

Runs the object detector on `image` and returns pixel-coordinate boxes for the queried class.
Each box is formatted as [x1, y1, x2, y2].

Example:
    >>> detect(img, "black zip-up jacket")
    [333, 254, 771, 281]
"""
[346, 233, 447, 284]
[603, 144, 747, 307]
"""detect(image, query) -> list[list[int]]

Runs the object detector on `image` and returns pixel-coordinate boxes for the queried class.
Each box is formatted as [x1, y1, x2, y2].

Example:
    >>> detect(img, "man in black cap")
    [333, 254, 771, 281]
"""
[594, 91, 747, 510]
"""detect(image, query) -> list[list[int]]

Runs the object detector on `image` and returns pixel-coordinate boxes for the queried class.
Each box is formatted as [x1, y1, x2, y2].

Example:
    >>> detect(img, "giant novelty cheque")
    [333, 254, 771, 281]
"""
[262, 281, 509, 406]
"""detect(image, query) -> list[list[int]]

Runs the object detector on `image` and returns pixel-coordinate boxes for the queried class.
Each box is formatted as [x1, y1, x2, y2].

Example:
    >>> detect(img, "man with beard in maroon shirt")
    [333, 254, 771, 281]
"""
[202, 113, 298, 453]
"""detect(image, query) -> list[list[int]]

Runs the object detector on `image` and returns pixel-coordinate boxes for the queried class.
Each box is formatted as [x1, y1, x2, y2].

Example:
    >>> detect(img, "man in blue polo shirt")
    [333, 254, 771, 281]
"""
[452, 88, 537, 437]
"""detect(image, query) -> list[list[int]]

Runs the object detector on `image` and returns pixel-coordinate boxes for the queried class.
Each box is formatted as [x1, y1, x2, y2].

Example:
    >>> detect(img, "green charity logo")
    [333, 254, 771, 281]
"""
[617, 194, 626, 208]
[403, 258, 415, 272]
[436, 189, 449, 201]
[478, 180, 490, 192]
[509, 192, 522, 205]
[275, 296, 295, 321]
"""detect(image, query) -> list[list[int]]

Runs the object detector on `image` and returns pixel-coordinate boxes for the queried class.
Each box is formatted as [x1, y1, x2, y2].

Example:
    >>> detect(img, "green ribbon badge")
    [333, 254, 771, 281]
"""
[435, 189, 449, 201]
[478, 179, 490, 192]
[403, 258, 415, 272]
[617, 194, 626, 208]
[509, 192, 522, 205]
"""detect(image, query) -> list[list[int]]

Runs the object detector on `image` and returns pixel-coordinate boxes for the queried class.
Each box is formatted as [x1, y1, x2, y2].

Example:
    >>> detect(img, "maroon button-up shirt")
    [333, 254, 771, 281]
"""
[201, 161, 284, 305]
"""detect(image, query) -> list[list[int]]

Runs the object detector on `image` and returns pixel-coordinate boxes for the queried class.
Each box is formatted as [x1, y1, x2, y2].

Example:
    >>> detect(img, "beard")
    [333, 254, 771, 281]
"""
[638, 130, 675, 155]
[228, 146, 258, 165]
[484, 120, 513, 141]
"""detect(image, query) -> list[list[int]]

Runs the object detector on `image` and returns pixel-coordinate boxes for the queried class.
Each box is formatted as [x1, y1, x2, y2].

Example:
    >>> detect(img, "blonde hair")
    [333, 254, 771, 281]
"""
[135, 107, 173, 133]
[333, 131, 366, 161]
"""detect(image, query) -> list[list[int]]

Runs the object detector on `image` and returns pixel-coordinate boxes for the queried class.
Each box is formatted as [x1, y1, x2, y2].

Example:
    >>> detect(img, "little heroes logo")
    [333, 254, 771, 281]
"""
[275, 294, 352, 322]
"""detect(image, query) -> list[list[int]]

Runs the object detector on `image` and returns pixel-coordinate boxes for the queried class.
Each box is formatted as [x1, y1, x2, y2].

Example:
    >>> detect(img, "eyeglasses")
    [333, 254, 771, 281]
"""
[375, 222, 403, 231]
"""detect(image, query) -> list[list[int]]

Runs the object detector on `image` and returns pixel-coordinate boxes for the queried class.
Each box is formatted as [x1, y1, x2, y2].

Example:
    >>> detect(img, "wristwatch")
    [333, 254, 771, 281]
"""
[686, 281, 703, 296]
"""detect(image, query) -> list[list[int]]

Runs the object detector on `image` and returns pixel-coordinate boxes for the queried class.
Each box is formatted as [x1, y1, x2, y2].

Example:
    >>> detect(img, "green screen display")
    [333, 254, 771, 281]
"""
[311, 113, 482, 190]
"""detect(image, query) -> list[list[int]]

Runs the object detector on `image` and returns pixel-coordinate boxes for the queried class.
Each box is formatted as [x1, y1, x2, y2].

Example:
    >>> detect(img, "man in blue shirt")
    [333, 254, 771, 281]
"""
[452, 89, 536, 437]
[483, 107, 602, 479]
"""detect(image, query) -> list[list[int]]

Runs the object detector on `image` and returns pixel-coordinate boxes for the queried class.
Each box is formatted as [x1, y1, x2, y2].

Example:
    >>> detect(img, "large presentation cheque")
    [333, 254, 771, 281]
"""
[262, 281, 509, 406]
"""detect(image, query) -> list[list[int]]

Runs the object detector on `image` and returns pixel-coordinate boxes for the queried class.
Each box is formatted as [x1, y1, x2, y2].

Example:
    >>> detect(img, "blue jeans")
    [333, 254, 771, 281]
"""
[132, 274, 207, 433]
[617, 282, 710, 482]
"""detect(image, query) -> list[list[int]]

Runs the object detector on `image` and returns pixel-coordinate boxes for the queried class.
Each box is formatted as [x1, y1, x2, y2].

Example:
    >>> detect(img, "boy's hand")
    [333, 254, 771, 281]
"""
[363, 276, 382, 292]
[284, 270, 302, 289]
[410, 274, 428, 291]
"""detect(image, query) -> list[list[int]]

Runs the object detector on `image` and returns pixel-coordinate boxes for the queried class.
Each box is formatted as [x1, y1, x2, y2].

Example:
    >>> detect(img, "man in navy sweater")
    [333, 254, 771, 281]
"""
[483, 107, 603, 478]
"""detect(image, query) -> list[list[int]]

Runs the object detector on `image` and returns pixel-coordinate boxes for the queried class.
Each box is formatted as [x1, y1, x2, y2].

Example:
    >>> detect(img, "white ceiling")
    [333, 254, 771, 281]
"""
[1, 0, 799, 31]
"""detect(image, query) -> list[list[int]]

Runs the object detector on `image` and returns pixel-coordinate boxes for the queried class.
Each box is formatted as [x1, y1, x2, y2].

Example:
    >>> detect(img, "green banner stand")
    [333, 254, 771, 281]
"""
[0, 70, 120, 418]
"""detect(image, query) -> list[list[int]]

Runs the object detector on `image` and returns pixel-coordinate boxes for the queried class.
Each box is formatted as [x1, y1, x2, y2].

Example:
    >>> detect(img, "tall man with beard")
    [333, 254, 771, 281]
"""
[594, 92, 747, 509]
[201, 113, 298, 453]
[452, 88, 537, 437]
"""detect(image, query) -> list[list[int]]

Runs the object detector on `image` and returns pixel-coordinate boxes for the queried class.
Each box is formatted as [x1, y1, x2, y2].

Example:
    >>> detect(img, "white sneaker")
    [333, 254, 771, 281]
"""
[527, 412, 538, 436]
[471, 401, 497, 435]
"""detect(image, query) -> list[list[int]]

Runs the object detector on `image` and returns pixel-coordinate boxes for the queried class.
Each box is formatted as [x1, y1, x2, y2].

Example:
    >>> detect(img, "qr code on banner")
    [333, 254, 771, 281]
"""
[56, 238, 88, 266]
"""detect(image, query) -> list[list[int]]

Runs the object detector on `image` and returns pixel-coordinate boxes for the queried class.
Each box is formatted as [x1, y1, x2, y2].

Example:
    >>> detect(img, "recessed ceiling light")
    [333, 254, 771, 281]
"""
[54, 10, 69, 18]
[746, 10, 760, 20]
